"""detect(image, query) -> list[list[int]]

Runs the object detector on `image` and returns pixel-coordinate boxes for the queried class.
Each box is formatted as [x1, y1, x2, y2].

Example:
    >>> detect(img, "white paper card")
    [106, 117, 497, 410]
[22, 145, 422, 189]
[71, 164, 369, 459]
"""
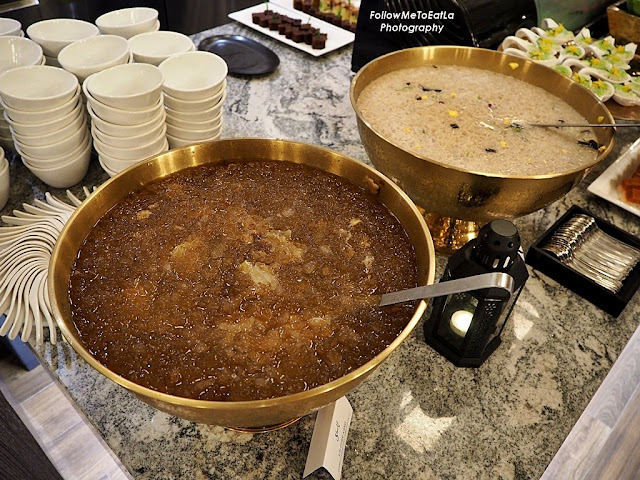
[303, 397, 353, 480]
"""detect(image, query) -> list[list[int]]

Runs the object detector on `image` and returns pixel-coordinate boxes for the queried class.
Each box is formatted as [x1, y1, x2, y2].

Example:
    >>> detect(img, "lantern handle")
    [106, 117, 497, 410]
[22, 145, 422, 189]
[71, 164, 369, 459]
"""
[379, 272, 515, 307]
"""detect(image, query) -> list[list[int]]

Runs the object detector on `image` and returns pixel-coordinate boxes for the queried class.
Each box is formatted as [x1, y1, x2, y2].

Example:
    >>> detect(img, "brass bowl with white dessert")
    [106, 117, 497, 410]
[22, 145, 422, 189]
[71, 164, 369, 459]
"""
[350, 46, 616, 253]
[48, 138, 436, 430]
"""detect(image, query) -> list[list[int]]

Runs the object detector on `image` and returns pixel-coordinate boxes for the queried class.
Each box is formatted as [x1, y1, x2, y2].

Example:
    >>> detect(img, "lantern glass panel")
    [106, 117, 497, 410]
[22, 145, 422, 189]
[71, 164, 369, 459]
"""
[436, 292, 479, 350]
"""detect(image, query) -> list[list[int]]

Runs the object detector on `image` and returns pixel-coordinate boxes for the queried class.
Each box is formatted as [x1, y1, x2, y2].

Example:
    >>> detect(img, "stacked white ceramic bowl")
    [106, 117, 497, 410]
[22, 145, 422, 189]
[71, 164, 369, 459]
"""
[84, 63, 167, 176]
[158, 51, 227, 148]
[128, 30, 195, 66]
[0, 36, 45, 151]
[58, 35, 131, 85]
[0, 146, 9, 210]
[0, 65, 91, 188]
[0, 18, 23, 37]
[26, 18, 99, 68]
[95, 7, 159, 40]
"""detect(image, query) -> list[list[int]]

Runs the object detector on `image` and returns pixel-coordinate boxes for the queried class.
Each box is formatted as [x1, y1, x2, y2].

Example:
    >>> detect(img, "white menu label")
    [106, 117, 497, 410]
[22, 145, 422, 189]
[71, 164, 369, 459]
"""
[303, 397, 353, 480]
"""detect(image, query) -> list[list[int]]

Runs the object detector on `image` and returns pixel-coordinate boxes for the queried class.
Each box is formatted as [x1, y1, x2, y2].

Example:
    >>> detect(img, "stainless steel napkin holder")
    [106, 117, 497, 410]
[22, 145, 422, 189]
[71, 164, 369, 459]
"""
[525, 205, 640, 317]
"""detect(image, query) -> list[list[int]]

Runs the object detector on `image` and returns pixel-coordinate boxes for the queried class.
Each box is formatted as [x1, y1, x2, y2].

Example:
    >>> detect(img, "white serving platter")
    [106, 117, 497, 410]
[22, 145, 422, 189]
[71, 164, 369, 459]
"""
[587, 137, 640, 217]
[228, 3, 355, 57]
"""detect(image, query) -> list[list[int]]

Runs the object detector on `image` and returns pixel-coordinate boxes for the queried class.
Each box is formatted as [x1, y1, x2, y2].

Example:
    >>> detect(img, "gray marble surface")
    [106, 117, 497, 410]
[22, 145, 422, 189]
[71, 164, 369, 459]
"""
[5, 21, 639, 479]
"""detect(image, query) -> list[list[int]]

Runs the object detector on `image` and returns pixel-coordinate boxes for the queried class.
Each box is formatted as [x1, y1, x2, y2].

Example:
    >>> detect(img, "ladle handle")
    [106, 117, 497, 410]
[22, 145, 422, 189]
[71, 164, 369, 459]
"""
[379, 272, 515, 306]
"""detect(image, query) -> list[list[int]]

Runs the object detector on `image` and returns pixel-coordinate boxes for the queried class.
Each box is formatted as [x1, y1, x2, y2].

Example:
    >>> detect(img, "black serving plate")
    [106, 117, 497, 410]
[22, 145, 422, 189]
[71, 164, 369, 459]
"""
[198, 35, 279, 76]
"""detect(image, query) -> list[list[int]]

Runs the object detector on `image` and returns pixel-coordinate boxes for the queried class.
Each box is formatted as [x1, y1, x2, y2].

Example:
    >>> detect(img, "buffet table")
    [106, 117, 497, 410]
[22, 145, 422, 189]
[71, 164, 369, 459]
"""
[4, 22, 639, 479]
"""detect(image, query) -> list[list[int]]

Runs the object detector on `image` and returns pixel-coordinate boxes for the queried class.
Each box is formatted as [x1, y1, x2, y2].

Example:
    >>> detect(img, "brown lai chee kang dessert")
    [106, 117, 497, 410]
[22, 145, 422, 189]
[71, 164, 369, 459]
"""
[69, 161, 419, 402]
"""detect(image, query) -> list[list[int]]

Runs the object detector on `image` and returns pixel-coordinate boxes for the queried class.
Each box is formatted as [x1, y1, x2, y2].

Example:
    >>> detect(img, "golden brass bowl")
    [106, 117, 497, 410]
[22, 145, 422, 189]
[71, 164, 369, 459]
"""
[49, 139, 436, 430]
[350, 46, 616, 253]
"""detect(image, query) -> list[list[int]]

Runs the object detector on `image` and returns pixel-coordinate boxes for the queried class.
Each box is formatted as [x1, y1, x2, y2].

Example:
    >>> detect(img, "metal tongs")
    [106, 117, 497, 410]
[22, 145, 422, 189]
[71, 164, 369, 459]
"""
[379, 272, 515, 307]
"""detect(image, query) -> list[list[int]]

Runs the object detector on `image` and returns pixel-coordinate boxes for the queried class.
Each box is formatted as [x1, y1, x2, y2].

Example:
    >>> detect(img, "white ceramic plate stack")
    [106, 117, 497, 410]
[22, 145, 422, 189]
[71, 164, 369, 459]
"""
[128, 30, 195, 66]
[95, 7, 160, 40]
[158, 51, 227, 148]
[0, 66, 91, 188]
[26, 18, 99, 68]
[84, 63, 168, 176]
[0, 18, 23, 37]
[0, 36, 45, 151]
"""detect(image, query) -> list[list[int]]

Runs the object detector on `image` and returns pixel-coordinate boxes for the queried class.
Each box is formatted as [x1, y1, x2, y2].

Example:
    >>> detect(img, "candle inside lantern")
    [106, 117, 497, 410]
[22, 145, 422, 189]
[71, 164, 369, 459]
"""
[450, 310, 474, 336]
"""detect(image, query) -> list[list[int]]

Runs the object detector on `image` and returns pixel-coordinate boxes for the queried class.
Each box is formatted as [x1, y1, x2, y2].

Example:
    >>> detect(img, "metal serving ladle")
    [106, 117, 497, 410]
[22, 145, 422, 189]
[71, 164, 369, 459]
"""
[379, 272, 514, 306]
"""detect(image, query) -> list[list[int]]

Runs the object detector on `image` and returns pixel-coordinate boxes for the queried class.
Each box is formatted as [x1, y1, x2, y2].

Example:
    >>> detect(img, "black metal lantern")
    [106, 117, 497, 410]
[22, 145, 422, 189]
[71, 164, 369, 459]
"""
[423, 220, 529, 367]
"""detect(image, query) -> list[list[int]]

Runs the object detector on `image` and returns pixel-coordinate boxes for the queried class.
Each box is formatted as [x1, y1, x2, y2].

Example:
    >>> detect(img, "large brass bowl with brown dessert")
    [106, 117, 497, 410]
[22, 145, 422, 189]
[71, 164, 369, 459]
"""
[350, 46, 616, 253]
[49, 139, 436, 430]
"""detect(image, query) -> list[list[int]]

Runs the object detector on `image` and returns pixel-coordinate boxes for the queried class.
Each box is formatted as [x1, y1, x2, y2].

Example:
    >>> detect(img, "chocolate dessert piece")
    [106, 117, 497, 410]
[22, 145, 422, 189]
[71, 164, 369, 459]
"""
[251, 12, 263, 24]
[341, 19, 351, 30]
[286, 26, 297, 39]
[293, 0, 303, 9]
[302, 0, 312, 13]
[268, 14, 280, 30]
[278, 23, 288, 35]
[312, 32, 327, 49]
[299, 23, 311, 31]
[292, 28, 306, 43]
[258, 15, 270, 28]
[291, 18, 302, 26]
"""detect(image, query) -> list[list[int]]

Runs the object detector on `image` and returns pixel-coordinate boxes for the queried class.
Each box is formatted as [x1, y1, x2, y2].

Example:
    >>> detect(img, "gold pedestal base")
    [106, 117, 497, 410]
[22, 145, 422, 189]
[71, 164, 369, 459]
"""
[226, 417, 301, 433]
[423, 212, 482, 255]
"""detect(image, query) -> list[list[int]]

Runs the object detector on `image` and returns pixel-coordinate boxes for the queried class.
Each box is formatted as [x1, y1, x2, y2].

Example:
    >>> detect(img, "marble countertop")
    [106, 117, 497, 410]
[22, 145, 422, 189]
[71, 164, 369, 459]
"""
[5, 22, 639, 479]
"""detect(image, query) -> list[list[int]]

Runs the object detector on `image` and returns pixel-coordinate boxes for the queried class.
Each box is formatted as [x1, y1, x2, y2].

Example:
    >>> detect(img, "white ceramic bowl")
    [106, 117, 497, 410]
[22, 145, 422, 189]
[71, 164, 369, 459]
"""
[58, 35, 130, 83]
[99, 139, 167, 173]
[165, 120, 221, 141]
[0, 18, 21, 37]
[18, 128, 89, 165]
[4, 100, 82, 136]
[26, 19, 99, 57]
[10, 106, 85, 146]
[98, 154, 118, 177]
[86, 63, 163, 110]
[2, 85, 79, 124]
[164, 101, 223, 123]
[15, 118, 87, 159]
[163, 85, 226, 112]
[0, 65, 78, 112]
[0, 134, 14, 151]
[166, 131, 221, 149]
[165, 111, 221, 131]
[93, 128, 166, 160]
[86, 93, 163, 126]
[43, 55, 61, 67]
[95, 8, 159, 39]
[0, 123, 10, 137]
[129, 31, 194, 66]
[0, 36, 43, 74]
[89, 104, 165, 137]
[158, 51, 227, 101]
[21, 135, 91, 188]
[91, 121, 166, 149]
[0, 154, 8, 210]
